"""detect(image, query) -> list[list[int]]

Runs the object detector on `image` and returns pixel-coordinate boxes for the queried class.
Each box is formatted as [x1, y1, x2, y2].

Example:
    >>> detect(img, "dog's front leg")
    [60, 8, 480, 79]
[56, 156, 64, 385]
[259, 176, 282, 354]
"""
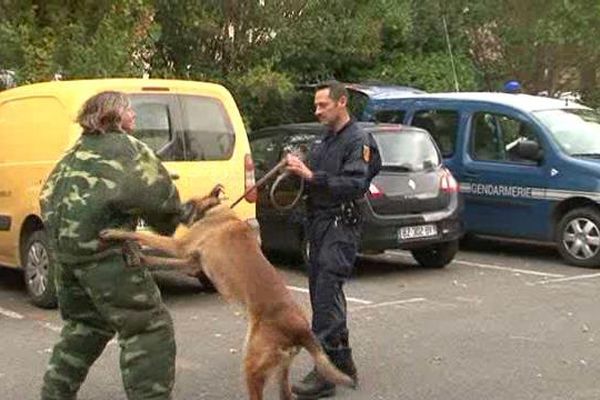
[100, 229, 181, 258]
[139, 254, 199, 271]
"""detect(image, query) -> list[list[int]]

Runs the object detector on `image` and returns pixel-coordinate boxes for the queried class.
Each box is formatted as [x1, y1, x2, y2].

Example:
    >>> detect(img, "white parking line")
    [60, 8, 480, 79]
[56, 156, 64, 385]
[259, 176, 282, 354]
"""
[453, 259, 566, 278]
[287, 285, 373, 305]
[0, 306, 24, 319]
[351, 297, 427, 311]
[536, 272, 600, 285]
[385, 250, 565, 278]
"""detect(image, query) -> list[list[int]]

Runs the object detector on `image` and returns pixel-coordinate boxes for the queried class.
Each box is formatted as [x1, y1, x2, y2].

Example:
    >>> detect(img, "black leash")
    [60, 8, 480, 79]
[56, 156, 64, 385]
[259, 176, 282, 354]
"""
[230, 156, 306, 210]
[230, 158, 288, 209]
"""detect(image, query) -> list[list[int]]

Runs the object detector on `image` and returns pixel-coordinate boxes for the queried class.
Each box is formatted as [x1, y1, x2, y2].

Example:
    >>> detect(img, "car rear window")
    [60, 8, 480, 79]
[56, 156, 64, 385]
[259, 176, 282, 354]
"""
[373, 130, 440, 171]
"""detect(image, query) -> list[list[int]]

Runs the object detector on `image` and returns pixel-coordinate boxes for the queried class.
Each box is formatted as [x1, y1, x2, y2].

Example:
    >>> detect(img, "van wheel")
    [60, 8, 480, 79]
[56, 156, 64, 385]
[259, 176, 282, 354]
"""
[556, 207, 600, 267]
[197, 272, 216, 292]
[23, 230, 57, 309]
[411, 240, 458, 268]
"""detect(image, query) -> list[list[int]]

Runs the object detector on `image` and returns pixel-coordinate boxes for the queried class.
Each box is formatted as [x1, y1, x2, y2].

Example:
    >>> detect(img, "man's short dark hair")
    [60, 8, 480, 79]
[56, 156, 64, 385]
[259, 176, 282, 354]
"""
[316, 80, 348, 101]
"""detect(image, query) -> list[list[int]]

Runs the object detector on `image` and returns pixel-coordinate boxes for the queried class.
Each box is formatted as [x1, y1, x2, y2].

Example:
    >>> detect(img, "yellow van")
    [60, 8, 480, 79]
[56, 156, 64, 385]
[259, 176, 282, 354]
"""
[0, 79, 257, 307]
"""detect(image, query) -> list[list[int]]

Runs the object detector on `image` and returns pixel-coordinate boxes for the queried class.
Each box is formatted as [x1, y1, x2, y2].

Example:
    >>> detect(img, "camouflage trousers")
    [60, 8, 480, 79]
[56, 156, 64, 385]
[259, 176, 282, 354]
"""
[41, 254, 176, 400]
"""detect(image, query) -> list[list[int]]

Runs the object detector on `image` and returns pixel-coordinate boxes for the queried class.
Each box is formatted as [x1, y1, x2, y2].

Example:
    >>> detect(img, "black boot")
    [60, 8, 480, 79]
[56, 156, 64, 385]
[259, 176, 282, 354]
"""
[327, 348, 358, 389]
[291, 368, 336, 399]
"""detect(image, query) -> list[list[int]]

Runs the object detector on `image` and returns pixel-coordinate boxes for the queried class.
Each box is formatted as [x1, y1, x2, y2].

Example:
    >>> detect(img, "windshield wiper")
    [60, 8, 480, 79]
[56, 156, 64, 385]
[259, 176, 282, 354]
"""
[381, 163, 413, 172]
[571, 153, 600, 159]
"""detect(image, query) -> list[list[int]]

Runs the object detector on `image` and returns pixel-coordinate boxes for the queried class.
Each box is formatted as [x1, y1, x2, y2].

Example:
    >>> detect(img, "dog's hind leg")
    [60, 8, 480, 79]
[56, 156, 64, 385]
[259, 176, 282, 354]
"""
[244, 327, 282, 400]
[276, 352, 295, 400]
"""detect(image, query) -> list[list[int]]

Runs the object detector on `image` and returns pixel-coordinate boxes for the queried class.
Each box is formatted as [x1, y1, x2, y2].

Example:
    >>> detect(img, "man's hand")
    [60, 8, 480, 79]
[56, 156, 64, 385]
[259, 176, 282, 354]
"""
[285, 154, 314, 181]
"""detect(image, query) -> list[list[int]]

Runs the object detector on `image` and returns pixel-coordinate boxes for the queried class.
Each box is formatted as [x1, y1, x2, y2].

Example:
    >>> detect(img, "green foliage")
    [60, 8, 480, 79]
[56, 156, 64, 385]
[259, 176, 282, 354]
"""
[151, 0, 306, 79]
[226, 64, 314, 131]
[273, 0, 388, 83]
[366, 51, 481, 92]
[0, 0, 154, 83]
[1, 0, 599, 124]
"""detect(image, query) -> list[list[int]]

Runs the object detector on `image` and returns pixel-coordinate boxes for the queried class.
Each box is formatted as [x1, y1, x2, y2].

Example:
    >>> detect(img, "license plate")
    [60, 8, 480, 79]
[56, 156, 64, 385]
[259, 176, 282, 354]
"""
[398, 224, 437, 240]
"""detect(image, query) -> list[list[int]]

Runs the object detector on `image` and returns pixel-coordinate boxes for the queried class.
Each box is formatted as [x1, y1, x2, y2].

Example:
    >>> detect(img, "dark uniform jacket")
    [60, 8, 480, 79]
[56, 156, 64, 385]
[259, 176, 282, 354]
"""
[40, 132, 181, 264]
[306, 120, 381, 215]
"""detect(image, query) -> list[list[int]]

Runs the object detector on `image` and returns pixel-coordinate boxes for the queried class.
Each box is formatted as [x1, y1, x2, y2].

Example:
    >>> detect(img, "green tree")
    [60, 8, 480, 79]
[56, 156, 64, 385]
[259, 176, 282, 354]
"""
[151, 0, 307, 79]
[0, 0, 154, 83]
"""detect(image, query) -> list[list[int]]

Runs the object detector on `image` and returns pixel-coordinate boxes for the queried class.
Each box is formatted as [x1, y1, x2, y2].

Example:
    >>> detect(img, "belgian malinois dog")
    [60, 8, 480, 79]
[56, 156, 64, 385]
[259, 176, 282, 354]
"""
[100, 185, 353, 400]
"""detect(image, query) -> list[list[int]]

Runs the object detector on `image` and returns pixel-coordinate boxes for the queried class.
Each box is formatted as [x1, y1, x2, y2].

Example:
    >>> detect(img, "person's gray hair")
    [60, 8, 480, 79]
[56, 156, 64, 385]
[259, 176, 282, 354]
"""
[77, 91, 131, 134]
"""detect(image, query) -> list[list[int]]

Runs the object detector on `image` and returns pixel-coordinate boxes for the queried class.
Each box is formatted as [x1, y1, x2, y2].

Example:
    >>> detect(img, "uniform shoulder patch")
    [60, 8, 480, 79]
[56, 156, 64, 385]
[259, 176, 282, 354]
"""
[362, 145, 371, 162]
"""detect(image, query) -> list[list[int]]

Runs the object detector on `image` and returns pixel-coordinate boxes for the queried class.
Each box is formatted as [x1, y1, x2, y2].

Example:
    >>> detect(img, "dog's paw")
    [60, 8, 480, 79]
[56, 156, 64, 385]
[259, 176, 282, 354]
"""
[210, 184, 225, 198]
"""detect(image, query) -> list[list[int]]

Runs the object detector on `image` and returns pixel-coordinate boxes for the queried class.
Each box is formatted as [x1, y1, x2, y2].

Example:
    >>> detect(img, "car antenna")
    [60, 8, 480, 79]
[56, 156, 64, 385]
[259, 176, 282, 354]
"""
[442, 14, 460, 92]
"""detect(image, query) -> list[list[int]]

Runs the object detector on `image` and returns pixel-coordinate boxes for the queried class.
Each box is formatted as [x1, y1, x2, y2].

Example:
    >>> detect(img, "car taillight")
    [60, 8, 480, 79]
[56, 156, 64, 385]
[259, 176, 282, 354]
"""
[244, 153, 257, 203]
[440, 168, 459, 193]
[368, 183, 384, 199]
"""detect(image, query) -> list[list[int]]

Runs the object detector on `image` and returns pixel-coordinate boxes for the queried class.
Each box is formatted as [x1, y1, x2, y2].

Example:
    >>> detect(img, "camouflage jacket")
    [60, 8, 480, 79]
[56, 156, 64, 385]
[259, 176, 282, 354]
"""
[40, 132, 181, 264]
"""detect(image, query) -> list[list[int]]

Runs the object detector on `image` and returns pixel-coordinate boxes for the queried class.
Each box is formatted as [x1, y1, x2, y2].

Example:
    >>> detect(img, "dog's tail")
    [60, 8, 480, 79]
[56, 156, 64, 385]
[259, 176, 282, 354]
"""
[299, 329, 354, 387]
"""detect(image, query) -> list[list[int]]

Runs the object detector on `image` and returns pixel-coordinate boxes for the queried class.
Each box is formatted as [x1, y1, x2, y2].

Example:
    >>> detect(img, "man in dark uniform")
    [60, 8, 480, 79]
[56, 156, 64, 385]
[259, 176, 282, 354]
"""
[286, 80, 381, 399]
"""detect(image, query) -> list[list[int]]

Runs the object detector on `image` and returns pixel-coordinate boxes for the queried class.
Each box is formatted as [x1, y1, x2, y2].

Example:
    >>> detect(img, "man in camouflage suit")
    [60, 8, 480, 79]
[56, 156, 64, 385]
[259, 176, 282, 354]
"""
[40, 91, 182, 400]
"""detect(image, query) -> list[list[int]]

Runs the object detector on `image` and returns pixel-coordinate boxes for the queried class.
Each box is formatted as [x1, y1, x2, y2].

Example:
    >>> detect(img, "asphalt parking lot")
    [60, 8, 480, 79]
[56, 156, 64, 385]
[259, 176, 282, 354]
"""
[2, 238, 600, 400]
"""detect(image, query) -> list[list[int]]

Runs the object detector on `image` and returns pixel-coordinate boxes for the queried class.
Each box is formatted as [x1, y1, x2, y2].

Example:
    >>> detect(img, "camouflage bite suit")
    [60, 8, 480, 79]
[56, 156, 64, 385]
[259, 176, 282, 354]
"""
[39, 131, 182, 400]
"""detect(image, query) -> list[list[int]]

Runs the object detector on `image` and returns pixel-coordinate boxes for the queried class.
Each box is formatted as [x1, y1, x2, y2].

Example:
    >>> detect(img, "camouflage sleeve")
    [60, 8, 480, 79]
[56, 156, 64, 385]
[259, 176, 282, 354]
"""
[115, 136, 182, 235]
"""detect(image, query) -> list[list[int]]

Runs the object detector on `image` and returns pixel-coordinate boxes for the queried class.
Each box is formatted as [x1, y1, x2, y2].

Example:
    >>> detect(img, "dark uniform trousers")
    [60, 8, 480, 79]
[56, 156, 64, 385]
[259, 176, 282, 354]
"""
[306, 212, 359, 363]
[300, 119, 381, 377]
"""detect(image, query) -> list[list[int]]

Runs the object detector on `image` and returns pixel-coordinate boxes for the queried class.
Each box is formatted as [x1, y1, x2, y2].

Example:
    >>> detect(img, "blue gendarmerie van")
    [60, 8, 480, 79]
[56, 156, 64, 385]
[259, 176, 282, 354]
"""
[354, 91, 600, 267]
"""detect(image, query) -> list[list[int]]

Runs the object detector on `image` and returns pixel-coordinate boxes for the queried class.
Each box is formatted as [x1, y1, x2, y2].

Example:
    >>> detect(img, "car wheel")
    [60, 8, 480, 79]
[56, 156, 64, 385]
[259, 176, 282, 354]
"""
[556, 207, 600, 267]
[23, 230, 57, 309]
[411, 240, 458, 268]
[197, 271, 217, 292]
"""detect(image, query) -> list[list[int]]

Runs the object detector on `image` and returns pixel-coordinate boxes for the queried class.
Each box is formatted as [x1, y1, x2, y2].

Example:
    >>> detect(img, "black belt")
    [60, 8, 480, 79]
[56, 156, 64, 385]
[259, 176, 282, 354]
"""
[307, 202, 360, 226]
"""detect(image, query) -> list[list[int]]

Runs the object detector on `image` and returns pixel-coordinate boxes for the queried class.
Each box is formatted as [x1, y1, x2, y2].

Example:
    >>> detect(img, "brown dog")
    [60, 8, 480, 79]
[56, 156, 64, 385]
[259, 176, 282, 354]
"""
[100, 185, 353, 400]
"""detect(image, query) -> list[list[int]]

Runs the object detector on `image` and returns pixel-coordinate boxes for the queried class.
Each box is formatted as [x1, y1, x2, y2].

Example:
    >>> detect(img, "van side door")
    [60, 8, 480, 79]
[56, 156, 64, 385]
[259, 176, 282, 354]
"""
[460, 109, 551, 239]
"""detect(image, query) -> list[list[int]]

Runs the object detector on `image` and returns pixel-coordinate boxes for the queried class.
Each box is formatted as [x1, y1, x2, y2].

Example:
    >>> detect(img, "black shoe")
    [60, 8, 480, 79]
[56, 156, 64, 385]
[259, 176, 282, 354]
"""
[291, 369, 336, 399]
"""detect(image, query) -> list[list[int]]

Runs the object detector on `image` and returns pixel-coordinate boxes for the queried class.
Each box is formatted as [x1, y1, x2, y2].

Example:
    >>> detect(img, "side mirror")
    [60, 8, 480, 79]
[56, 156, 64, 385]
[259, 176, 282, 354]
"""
[516, 140, 543, 162]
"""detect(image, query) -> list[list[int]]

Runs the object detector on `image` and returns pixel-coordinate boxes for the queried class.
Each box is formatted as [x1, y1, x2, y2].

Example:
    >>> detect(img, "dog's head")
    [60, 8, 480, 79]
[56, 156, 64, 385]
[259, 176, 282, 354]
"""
[180, 184, 226, 225]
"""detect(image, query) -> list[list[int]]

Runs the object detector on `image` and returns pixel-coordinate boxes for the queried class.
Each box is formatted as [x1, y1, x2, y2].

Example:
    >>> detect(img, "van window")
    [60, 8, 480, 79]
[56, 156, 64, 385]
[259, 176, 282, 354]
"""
[347, 89, 369, 120]
[130, 94, 184, 161]
[373, 109, 406, 124]
[470, 112, 540, 163]
[411, 110, 459, 157]
[180, 95, 235, 161]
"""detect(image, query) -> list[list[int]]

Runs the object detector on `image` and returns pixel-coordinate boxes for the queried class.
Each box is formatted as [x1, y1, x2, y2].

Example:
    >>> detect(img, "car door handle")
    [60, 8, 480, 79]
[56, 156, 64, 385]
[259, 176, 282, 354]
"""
[170, 173, 180, 180]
